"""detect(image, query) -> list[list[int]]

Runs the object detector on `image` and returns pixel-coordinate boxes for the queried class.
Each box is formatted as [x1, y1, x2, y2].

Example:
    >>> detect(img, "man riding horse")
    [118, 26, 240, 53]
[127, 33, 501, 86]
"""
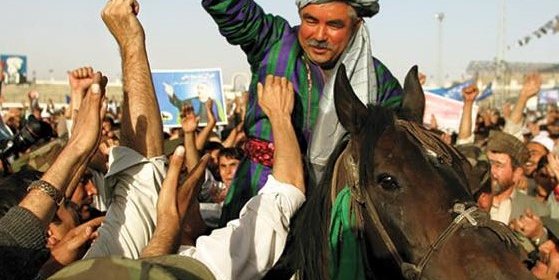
[203, 0, 404, 225]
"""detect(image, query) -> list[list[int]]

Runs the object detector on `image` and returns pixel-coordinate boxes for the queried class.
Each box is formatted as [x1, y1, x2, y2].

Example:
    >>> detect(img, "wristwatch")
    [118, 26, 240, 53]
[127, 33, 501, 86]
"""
[27, 180, 65, 206]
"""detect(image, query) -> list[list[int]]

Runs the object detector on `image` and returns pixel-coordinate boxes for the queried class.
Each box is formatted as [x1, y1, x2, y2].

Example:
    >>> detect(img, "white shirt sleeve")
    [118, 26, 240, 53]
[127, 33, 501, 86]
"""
[178, 175, 305, 280]
[503, 119, 524, 141]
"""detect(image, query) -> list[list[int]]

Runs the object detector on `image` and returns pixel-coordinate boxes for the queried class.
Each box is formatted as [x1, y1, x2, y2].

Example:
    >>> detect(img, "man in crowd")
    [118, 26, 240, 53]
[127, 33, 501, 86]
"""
[486, 130, 549, 225]
[203, 0, 404, 224]
[81, 0, 167, 259]
[0, 69, 108, 278]
[211, 147, 243, 203]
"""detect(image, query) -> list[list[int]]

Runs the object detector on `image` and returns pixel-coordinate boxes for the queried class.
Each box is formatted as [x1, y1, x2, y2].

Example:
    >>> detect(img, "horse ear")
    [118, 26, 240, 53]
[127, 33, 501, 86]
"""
[401, 65, 425, 123]
[334, 64, 368, 134]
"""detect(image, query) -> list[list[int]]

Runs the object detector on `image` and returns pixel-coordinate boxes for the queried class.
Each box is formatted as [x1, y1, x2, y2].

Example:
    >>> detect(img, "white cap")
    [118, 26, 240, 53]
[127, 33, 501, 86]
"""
[531, 131, 555, 152]
[41, 110, 51, 119]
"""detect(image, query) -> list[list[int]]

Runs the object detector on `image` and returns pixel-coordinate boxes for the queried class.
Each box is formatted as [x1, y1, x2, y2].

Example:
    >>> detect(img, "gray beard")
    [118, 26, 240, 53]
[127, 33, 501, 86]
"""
[491, 180, 512, 195]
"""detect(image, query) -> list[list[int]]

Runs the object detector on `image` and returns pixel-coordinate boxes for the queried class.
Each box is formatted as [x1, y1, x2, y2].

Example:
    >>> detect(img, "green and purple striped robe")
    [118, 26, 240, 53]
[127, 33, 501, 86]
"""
[202, 0, 403, 225]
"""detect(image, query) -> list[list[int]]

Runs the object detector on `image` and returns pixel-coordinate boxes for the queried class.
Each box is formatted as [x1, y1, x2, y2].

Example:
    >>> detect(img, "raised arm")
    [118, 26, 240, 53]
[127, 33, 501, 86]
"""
[194, 98, 217, 151]
[508, 73, 541, 126]
[202, 0, 290, 66]
[457, 84, 479, 142]
[177, 76, 305, 279]
[102, 0, 163, 158]
[181, 104, 201, 172]
[257, 75, 304, 192]
[20, 72, 107, 226]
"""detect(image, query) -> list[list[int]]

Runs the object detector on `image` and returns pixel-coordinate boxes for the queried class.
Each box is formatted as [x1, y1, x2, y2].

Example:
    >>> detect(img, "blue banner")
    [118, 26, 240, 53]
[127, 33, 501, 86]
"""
[428, 80, 474, 101]
[476, 82, 493, 101]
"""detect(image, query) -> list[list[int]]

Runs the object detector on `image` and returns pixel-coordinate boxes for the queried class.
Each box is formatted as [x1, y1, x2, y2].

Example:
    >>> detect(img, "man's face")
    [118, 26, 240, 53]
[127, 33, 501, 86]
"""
[487, 151, 517, 195]
[525, 142, 548, 175]
[298, 2, 358, 69]
[47, 205, 78, 249]
[532, 240, 559, 279]
[218, 156, 240, 187]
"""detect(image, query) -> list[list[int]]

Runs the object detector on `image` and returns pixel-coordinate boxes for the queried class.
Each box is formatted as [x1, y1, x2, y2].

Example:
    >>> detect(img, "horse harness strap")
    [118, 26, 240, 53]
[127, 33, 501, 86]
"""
[409, 203, 481, 279]
[337, 144, 489, 280]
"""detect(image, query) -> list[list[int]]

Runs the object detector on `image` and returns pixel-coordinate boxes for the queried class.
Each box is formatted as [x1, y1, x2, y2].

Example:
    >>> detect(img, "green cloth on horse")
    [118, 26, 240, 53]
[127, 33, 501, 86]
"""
[329, 186, 365, 279]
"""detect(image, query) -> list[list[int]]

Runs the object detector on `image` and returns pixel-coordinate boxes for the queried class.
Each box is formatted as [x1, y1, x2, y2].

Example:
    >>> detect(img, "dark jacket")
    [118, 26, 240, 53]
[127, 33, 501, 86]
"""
[0, 206, 50, 280]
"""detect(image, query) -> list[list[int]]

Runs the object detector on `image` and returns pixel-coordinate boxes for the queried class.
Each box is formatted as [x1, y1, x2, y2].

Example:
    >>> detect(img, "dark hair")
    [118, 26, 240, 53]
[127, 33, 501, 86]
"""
[103, 116, 115, 126]
[218, 147, 244, 161]
[203, 141, 224, 154]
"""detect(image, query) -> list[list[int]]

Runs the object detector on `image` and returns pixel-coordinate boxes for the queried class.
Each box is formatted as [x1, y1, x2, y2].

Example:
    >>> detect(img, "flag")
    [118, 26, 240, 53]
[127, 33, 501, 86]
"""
[476, 82, 493, 101]
[427, 80, 474, 101]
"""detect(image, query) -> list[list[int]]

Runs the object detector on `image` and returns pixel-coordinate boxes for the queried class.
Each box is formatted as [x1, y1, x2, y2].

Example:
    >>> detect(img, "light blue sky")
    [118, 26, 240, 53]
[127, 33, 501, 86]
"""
[0, 0, 557, 85]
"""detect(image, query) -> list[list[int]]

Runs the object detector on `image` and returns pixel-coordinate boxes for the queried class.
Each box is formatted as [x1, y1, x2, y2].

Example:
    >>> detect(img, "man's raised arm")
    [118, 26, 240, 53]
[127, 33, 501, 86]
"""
[102, 0, 163, 158]
[202, 0, 290, 67]
[257, 75, 304, 192]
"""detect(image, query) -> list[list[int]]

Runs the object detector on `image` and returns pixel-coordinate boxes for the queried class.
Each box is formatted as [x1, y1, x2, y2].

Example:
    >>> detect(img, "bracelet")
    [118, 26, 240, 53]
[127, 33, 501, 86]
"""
[27, 180, 64, 206]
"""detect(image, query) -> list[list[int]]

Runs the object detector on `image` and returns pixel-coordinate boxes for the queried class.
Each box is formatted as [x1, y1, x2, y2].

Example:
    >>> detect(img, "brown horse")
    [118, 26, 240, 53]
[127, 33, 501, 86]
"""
[267, 65, 534, 279]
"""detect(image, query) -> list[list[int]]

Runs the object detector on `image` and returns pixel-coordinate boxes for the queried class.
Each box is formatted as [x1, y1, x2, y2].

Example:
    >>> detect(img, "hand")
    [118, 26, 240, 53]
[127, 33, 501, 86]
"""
[429, 114, 438, 129]
[68, 72, 108, 156]
[157, 147, 210, 227]
[547, 153, 559, 178]
[462, 84, 479, 103]
[181, 105, 199, 134]
[163, 83, 174, 98]
[205, 98, 216, 126]
[68, 67, 95, 95]
[49, 217, 104, 266]
[418, 72, 427, 86]
[516, 175, 529, 192]
[520, 73, 542, 99]
[68, 67, 95, 111]
[101, 0, 144, 47]
[509, 209, 544, 240]
[257, 75, 294, 121]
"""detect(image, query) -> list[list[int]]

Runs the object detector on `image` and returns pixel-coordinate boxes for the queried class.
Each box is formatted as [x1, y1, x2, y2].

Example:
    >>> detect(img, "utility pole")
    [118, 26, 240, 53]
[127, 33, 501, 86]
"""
[435, 12, 445, 88]
[496, 0, 507, 106]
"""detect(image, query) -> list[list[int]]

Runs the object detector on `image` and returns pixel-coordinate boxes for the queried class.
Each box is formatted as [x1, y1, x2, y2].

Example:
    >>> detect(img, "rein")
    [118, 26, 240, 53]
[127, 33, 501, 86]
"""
[331, 139, 517, 280]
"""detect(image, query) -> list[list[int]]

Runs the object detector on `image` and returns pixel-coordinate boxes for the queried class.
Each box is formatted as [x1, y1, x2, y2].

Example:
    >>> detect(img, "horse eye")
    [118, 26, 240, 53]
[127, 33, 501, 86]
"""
[377, 174, 399, 191]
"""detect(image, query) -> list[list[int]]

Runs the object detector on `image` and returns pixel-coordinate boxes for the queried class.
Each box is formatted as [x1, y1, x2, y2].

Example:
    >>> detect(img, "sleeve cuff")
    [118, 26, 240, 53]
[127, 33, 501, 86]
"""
[258, 175, 306, 218]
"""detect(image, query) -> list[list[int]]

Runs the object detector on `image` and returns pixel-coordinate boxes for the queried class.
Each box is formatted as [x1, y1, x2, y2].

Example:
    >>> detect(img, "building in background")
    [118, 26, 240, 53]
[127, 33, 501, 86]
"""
[466, 60, 559, 108]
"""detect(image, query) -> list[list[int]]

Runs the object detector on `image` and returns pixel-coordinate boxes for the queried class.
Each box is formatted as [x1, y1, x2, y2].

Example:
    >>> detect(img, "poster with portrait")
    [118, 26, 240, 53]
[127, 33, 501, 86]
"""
[0, 54, 27, 84]
[152, 68, 228, 127]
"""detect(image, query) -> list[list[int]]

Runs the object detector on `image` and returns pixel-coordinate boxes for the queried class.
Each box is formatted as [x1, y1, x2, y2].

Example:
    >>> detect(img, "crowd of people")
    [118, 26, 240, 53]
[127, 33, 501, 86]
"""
[0, 0, 558, 279]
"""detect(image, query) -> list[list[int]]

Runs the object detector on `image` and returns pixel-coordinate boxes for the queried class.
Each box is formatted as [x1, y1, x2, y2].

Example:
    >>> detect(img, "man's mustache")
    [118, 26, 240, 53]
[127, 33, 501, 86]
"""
[306, 39, 332, 50]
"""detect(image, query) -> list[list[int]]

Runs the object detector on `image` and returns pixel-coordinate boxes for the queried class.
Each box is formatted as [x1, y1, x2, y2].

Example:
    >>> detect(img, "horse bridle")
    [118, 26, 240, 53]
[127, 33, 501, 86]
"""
[332, 142, 512, 280]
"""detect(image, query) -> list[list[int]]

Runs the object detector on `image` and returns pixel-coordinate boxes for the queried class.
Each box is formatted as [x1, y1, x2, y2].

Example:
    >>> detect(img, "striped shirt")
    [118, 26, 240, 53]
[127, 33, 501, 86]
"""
[203, 0, 403, 225]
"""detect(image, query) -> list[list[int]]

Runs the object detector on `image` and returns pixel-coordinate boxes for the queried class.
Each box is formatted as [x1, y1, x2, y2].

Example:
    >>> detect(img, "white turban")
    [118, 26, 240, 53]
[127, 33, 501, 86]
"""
[295, 0, 379, 18]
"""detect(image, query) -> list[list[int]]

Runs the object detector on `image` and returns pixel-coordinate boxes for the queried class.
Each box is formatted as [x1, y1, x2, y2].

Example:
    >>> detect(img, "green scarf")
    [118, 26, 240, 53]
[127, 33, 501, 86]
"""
[329, 186, 365, 279]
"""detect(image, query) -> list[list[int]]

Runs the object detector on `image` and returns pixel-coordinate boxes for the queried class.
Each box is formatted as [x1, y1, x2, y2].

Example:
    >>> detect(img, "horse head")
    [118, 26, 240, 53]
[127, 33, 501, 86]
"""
[276, 65, 534, 280]
[328, 65, 533, 279]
